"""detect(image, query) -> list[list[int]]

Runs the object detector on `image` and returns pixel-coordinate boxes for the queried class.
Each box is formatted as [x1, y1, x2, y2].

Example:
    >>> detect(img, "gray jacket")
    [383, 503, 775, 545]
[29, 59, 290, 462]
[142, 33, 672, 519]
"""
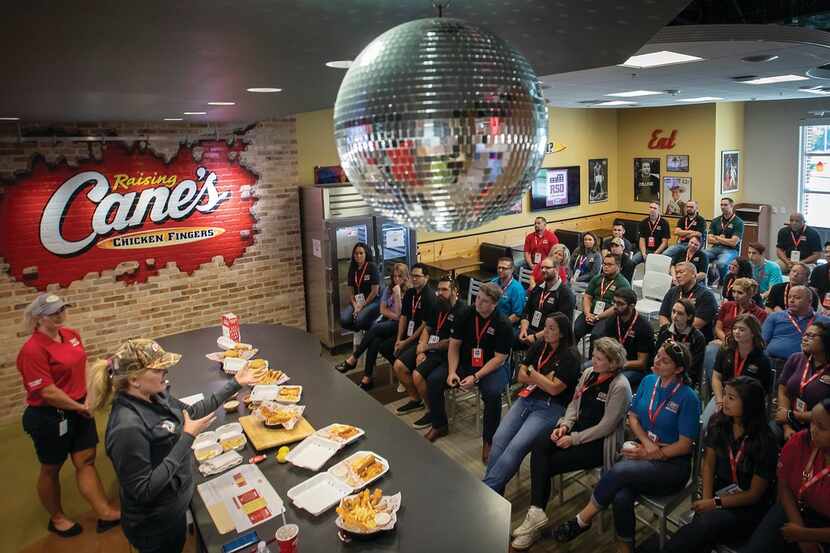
[105, 380, 240, 536]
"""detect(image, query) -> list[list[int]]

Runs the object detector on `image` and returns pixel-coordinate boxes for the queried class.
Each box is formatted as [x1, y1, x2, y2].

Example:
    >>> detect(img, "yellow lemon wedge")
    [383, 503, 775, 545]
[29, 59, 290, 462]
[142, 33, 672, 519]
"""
[276, 446, 290, 463]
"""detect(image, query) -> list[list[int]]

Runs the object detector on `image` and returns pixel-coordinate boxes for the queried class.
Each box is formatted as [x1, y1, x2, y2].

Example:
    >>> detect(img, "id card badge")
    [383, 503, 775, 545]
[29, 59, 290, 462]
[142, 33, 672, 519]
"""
[428, 334, 439, 345]
[533, 252, 542, 264]
[407, 320, 415, 337]
[59, 418, 68, 437]
[593, 300, 606, 315]
[647, 236, 655, 249]
[471, 347, 484, 368]
[716, 483, 742, 496]
[647, 431, 658, 444]
[354, 293, 366, 308]
[531, 310, 543, 328]
[790, 250, 801, 262]
[518, 384, 535, 398]
[796, 398, 807, 413]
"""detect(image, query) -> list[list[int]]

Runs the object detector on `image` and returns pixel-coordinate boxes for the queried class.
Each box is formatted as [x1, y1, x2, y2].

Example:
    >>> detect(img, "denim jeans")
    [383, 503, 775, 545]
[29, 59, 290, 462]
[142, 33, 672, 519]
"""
[482, 396, 564, 494]
[631, 251, 646, 266]
[340, 297, 381, 332]
[703, 246, 739, 282]
[703, 342, 719, 389]
[663, 243, 688, 259]
[591, 456, 691, 543]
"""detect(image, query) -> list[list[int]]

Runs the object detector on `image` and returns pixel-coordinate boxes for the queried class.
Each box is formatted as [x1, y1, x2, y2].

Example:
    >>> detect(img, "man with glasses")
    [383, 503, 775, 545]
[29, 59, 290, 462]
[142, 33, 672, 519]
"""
[574, 254, 630, 342]
[664, 200, 706, 258]
[659, 261, 719, 341]
[593, 288, 654, 390]
[809, 241, 830, 315]
[704, 197, 744, 282]
[775, 212, 822, 273]
[489, 256, 525, 328]
[766, 262, 818, 313]
[518, 257, 576, 349]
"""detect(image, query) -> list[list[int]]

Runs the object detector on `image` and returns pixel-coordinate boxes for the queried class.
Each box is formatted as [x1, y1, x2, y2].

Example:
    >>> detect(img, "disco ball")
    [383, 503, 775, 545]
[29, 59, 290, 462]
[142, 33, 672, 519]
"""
[333, 17, 548, 232]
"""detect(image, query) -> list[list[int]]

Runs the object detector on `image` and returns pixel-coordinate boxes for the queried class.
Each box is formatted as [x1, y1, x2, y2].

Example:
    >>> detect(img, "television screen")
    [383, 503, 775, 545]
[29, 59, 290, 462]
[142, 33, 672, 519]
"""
[530, 166, 581, 212]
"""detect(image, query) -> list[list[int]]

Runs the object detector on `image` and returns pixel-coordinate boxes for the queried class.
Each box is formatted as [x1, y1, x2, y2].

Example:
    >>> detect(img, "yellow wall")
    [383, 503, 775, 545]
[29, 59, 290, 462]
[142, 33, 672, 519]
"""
[714, 102, 746, 210]
[296, 108, 340, 185]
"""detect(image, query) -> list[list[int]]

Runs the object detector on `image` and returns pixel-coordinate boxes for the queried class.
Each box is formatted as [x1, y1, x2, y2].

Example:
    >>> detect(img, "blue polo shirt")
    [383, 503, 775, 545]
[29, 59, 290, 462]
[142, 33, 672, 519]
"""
[752, 259, 783, 294]
[490, 276, 526, 323]
[762, 310, 830, 360]
[631, 373, 700, 444]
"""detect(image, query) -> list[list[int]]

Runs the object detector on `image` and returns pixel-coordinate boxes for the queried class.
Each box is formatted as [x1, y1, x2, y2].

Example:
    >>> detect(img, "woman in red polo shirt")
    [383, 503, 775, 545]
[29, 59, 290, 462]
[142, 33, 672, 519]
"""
[17, 294, 120, 537]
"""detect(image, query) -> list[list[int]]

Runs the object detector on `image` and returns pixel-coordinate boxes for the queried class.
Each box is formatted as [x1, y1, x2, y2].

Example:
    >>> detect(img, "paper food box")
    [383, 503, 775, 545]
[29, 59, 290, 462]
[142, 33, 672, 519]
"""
[222, 313, 241, 342]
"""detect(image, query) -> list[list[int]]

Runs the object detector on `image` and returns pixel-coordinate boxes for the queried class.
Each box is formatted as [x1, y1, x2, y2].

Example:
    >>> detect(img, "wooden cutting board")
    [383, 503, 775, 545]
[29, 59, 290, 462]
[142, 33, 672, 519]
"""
[239, 415, 314, 451]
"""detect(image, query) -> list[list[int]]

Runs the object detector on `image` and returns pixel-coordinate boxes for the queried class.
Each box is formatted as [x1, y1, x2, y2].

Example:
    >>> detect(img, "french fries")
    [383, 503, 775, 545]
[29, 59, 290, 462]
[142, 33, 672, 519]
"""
[336, 489, 383, 531]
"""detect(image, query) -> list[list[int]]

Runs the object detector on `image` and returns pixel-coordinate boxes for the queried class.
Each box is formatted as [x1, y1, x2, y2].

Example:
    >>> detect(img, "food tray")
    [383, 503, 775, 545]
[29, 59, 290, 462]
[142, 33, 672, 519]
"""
[315, 423, 365, 446]
[206, 350, 257, 362]
[198, 450, 243, 476]
[327, 451, 390, 490]
[250, 384, 279, 402]
[222, 357, 247, 374]
[192, 431, 218, 450]
[274, 385, 303, 404]
[285, 435, 342, 471]
[287, 472, 354, 516]
[335, 492, 402, 535]
[238, 415, 315, 451]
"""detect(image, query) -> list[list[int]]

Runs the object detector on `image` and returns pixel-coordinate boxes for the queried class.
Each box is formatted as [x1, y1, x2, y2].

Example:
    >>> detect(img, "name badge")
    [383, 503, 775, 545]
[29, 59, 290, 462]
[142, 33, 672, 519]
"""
[796, 398, 807, 412]
[596, 392, 608, 403]
[407, 320, 415, 337]
[69, 337, 80, 347]
[518, 384, 536, 398]
[471, 347, 484, 368]
[746, 365, 758, 375]
[533, 252, 542, 264]
[428, 334, 439, 344]
[790, 250, 801, 262]
[821, 375, 830, 386]
[354, 293, 366, 308]
[647, 236, 655, 248]
[716, 483, 742, 496]
[59, 418, 68, 437]
[593, 300, 606, 315]
[666, 401, 680, 413]
[647, 431, 659, 443]
[531, 310, 543, 328]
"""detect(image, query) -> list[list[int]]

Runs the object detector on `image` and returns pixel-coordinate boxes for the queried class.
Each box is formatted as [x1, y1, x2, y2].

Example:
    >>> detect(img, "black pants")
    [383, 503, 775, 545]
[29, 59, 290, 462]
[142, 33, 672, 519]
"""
[124, 513, 187, 553]
[663, 503, 771, 553]
[738, 503, 830, 553]
[529, 431, 604, 508]
[353, 319, 397, 378]
[573, 313, 595, 342]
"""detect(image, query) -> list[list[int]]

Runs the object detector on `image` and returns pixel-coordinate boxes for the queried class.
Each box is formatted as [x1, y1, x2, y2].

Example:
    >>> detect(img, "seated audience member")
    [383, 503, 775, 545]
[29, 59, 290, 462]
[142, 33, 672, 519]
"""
[705, 197, 744, 283]
[721, 257, 761, 305]
[339, 242, 381, 331]
[489, 257, 525, 327]
[763, 285, 830, 362]
[655, 298, 706, 388]
[336, 262, 408, 379]
[483, 314, 581, 494]
[518, 258, 576, 349]
[741, 399, 830, 553]
[593, 288, 654, 391]
[424, 283, 512, 462]
[659, 261, 719, 341]
[664, 200, 707, 258]
[553, 341, 701, 553]
[773, 321, 830, 443]
[776, 212, 822, 273]
[510, 338, 632, 550]
[705, 314, 773, 426]
[570, 232, 602, 286]
[574, 254, 630, 342]
[662, 377, 777, 553]
[609, 238, 635, 284]
[632, 202, 670, 266]
[522, 216, 559, 272]
[670, 235, 707, 283]
[531, 244, 571, 289]
[601, 221, 633, 256]
[749, 242, 784, 296]
[809, 241, 830, 315]
[767, 262, 818, 313]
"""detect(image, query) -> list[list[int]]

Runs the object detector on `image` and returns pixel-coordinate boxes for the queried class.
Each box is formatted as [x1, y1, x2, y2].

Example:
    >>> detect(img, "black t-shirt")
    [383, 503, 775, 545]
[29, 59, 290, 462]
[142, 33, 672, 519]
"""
[659, 283, 719, 341]
[595, 312, 654, 363]
[522, 341, 581, 404]
[776, 226, 822, 259]
[704, 429, 777, 497]
[401, 286, 436, 337]
[714, 347, 773, 393]
[523, 282, 577, 331]
[572, 371, 615, 433]
[671, 249, 707, 275]
[426, 299, 467, 341]
[450, 306, 513, 368]
[809, 263, 830, 310]
[347, 262, 380, 297]
[619, 254, 635, 284]
[766, 282, 819, 311]
[638, 216, 670, 252]
[676, 214, 707, 244]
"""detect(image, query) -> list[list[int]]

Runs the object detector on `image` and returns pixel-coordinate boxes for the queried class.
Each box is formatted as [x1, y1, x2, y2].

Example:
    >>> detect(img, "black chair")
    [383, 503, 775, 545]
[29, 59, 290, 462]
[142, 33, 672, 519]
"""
[614, 218, 641, 245]
[457, 242, 513, 295]
[555, 229, 580, 256]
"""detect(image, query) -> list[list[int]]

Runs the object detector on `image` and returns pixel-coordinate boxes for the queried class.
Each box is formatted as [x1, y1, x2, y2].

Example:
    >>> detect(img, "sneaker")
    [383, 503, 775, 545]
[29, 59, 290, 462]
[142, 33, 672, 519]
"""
[335, 359, 356, 373]
[511, 529, 541, 550]
[396, 383, 406, 393]
[554, 518, 590, 543]
[412, 413, 432, 429]
[512, 506, 548, 537]
[395, 399, 424, 415]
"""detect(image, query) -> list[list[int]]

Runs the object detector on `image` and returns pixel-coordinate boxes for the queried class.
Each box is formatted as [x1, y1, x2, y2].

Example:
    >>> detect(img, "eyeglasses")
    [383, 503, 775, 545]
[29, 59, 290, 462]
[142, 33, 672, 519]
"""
[803, 332, 822, 339]
[497, 266, 512, 271]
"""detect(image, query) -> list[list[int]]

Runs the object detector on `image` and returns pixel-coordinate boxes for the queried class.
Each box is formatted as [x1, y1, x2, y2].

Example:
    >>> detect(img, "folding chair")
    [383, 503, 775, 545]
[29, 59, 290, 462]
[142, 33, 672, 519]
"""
[632, 253, 672, 289]
[467, 277, 483, 305]
[635, 272, 673, 321]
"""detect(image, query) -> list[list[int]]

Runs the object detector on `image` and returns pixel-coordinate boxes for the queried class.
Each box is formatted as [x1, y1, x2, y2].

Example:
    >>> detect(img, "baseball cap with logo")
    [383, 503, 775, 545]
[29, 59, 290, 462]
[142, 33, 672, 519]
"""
[109, 338, 182, 377]
[28, 293, 71, 316]
[610, 237, 625, 248]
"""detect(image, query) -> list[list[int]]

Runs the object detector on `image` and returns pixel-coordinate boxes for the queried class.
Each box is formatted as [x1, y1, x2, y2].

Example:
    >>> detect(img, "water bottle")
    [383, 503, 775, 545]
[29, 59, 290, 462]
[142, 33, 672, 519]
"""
[257, 540, 271, 553]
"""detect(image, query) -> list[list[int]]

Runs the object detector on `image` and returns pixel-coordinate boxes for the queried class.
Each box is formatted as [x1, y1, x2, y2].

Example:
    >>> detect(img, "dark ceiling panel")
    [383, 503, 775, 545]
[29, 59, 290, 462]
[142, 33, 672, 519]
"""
[0, 0, 691, 122]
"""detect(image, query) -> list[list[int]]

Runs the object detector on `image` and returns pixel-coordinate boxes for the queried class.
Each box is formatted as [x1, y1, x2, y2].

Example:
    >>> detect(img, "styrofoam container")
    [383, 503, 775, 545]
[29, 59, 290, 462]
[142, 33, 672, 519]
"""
[315, 423, 365, 446]
[192, 430, 218, 450]
[215, 423, 243, 436]
[327, 451, 390, 491]
[222, 356, 247, 374]
[287, 472, 353, 516]
[274, 385, 303, 404]
[285, 435, 342, 471]
[250, 384, 279, 402]
[217, 431, 247, 452]
[194, 442, 223, 463]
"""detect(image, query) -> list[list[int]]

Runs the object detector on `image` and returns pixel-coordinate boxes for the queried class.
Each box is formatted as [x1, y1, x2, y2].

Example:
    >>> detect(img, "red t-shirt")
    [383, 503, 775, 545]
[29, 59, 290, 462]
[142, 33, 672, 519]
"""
[17, 327, 87, 406]
[778, 430, 830, 519]
[716, 300, 768, 336]
[524, 230, 559, 265]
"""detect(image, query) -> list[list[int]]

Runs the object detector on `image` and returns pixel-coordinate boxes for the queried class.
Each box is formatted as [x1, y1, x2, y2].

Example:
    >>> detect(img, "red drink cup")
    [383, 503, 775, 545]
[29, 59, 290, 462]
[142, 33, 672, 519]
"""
[276, 523, 299, 553]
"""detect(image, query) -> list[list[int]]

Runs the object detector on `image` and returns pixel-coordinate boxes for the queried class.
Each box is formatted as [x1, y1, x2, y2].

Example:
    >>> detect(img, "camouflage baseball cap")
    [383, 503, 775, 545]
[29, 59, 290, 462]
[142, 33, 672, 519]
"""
[110, 338, 182, 376]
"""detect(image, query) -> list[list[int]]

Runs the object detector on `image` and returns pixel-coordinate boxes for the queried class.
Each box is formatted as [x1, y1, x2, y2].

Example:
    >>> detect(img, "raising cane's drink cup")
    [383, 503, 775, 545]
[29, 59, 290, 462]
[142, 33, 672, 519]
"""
[276, 524, 299, 553]
[222, 313, 241, 342]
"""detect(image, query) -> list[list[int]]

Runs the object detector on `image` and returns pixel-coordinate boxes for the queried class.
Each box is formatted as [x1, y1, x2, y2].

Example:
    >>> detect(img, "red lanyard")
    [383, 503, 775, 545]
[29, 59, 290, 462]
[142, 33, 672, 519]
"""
[725, 278, 735, 298]
[537, 343, 556, 371]
[538, 287, 554, 309]
[791, 227, 807, 248]
[683, 216, 696, 230]
[733, 350, 748, 377]
[576, 255, 587, 270]
[798, 447, 830, 507]
[411, 291, 422, 317]
[574, 371, 614, 400]
[728, 435, 749, 484]
[685, 248, 697, 263]
[599, 276, 614, 297]
[784, 283, 791, 304]
[617, 312, 639, 344]
[786, 311, 814, 337]
[435, 310, 450, 333]
[799, 355, 827, 396]
[474, 315, 491, 347]
[648, 216, 662, 236]
[680, 285, 696, 300]
[533, 233, 546, 253]
[354, 263, 369, 289]
[648, 378, 682, 425]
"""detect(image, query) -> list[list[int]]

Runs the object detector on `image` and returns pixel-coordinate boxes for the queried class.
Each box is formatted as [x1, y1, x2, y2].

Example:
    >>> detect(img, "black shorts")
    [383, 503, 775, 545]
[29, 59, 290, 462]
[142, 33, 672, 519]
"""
[396, 342, 419, 372]
[414, 351, 447, 379]
[22, 403, 98, 465]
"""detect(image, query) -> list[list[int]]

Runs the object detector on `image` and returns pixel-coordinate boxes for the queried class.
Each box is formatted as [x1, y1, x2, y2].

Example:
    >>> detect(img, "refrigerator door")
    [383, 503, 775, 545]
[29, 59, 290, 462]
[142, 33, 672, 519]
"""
[374, 218, 417, 282]
[328, 218, 376, 345]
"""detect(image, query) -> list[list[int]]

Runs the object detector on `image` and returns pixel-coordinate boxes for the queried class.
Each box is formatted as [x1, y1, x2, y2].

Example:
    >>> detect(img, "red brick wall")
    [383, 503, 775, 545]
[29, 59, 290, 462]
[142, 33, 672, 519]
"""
[0, 120, 305, 425]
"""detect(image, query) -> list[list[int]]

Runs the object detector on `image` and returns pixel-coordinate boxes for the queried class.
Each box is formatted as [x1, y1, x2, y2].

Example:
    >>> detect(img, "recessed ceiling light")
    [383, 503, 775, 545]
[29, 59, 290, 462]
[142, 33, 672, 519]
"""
[207, 101, 235, 106]
[246, 87, 283, 93]
[606, 90, 662, 97]
[595, 100, 638, 106]
[676, 96, 724, 103]
[619, 51, 703, 69]
[0, 117, 20, 121]
[742, 54, 780, 63]
[163, 118, 184, 121]
[183, 111, 207, 115]
[325, 60, 353, 69]
[738, 74, 809, 85]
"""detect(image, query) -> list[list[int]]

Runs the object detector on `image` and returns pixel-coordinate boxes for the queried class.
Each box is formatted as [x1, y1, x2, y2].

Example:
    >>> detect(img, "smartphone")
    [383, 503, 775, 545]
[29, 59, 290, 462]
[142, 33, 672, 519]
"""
[221, 530, 259, 553]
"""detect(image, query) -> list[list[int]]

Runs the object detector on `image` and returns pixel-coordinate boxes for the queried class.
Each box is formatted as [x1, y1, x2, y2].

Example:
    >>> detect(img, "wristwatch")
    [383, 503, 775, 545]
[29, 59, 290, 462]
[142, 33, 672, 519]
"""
[713, 495, 722, 508]
[473, 373, 480, 384]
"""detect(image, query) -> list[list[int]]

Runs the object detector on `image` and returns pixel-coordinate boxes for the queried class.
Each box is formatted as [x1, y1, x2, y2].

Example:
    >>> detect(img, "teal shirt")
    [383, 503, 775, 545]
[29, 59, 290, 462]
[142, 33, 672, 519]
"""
[753, 259, 783, 294]
[709, 215, 744, 251]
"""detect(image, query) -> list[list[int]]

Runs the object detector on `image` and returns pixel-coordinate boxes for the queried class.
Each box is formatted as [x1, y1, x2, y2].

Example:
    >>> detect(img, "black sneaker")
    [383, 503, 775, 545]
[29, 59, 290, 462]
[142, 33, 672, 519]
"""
[554, 518, 590, 543]
[335, 359, 356, 373]
[395, 399, 424, 415]
[412, 413, 432, 429]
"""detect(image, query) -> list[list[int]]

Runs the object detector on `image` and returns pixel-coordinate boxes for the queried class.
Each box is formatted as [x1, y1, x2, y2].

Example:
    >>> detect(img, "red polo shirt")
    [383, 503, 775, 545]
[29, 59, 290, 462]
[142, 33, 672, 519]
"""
[17, 327, 87, 406]
[716, 301, 768, 336]
[778, 430, 830, 519]
[524, 229, 558, 265]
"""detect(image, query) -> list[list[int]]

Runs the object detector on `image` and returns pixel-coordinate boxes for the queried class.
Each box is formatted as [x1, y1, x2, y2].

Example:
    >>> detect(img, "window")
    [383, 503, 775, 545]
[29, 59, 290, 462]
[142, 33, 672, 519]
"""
[798, 122, 830, 229]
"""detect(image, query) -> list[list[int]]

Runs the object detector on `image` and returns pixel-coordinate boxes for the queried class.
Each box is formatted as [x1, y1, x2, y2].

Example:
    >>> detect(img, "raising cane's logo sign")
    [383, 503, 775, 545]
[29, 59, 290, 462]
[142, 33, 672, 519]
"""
[0, 141, 257, 289]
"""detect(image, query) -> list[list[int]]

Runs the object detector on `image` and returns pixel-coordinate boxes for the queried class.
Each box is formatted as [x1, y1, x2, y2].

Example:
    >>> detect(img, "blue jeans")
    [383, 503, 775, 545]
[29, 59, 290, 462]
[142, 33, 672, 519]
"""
[339, 297, 381, 331]
[631, 251, 646, 266]
[703, 246, 739, 281]
[483, 396, 564, 494]
[663, 243, 688, 258]
[703, 342, 719, 389]
[591, 457, 691, 543]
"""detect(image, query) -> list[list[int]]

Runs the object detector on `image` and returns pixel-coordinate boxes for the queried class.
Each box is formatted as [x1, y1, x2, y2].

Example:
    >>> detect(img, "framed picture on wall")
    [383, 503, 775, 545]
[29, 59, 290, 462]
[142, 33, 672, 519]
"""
[634, 157, 661, 203]
[721, 150, 740, 193]
[588, 158, 608, 203]
[666, 154, 690, 172]
[662, 176, 692, 216]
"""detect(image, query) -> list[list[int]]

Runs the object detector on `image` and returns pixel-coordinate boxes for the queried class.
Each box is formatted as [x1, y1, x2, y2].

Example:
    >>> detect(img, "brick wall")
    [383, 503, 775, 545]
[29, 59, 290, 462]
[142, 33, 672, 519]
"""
[0, 120, 305, 425]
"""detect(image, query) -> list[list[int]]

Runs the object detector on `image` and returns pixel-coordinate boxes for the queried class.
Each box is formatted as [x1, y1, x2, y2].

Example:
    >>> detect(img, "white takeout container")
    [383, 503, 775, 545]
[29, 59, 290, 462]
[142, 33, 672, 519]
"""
[285, 435, 342, 471]
[215, 423, 243, 436]
[217, 431, 248, 452]
[274, 385, 303, 404]
[287, 472, 354, 516]
[198, 450, 243, 476]
[327, 451, 390, 490]
[194, 442, 223, 463]
[192, 431, 218, 450]
[335, 492, 403, 535]
[315, 423, 365, 446]
[222, 356, 247, 374]
[250, 384, 279, 403]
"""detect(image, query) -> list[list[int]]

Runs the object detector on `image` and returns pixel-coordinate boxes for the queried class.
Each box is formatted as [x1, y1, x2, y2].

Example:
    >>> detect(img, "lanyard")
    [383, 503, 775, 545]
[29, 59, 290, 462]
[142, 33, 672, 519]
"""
[721, 213, 735, 228]
[411, 291, 422, 317]
[648, 378, 683, 425]
[616, 312, 639, 344]
[728, 435, 749, 484]
[474, 315, 492, 347]
[685, 248, 697, 263]
[733, 349, 748, 377]
[791, 227, 807, 249]
[725, 278, 735, 298]
[679, 285, 696, 300]
[536, 343, 556, 371]
[784, 283, 791, 305]
[499, 276, 513, 291]
[732, 302, 744, 321]
[648, 215, 662, 236]
[574, 371, 614, 400]
[435, 310, 450, 333]
[599, 276, 614, 298]
[683, 215, 696, 230]
[576, 255, 588, 270]
[786, 311, 814, 338]
[798, 447, 830, 507]
[533, 233, 546, 253]
[354, 262, 369, 289]
[799, 355, 827, 396]
[538, 286, 555, 310]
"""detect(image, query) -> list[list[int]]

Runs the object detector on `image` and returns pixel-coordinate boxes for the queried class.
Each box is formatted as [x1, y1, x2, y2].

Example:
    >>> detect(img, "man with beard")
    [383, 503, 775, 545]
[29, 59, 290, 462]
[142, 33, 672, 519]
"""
[518, 257, 576, 349]
[659, 262, 719, 341]
[775, 212, 822, 273]
[664, 200, 706, 258]
[593, 288, 654, 390]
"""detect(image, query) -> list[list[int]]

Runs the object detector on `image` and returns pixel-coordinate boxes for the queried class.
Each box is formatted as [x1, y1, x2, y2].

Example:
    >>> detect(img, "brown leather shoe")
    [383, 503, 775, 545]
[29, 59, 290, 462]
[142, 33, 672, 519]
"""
[425, 426, 448, 442]
[482, 441, 492, 464]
